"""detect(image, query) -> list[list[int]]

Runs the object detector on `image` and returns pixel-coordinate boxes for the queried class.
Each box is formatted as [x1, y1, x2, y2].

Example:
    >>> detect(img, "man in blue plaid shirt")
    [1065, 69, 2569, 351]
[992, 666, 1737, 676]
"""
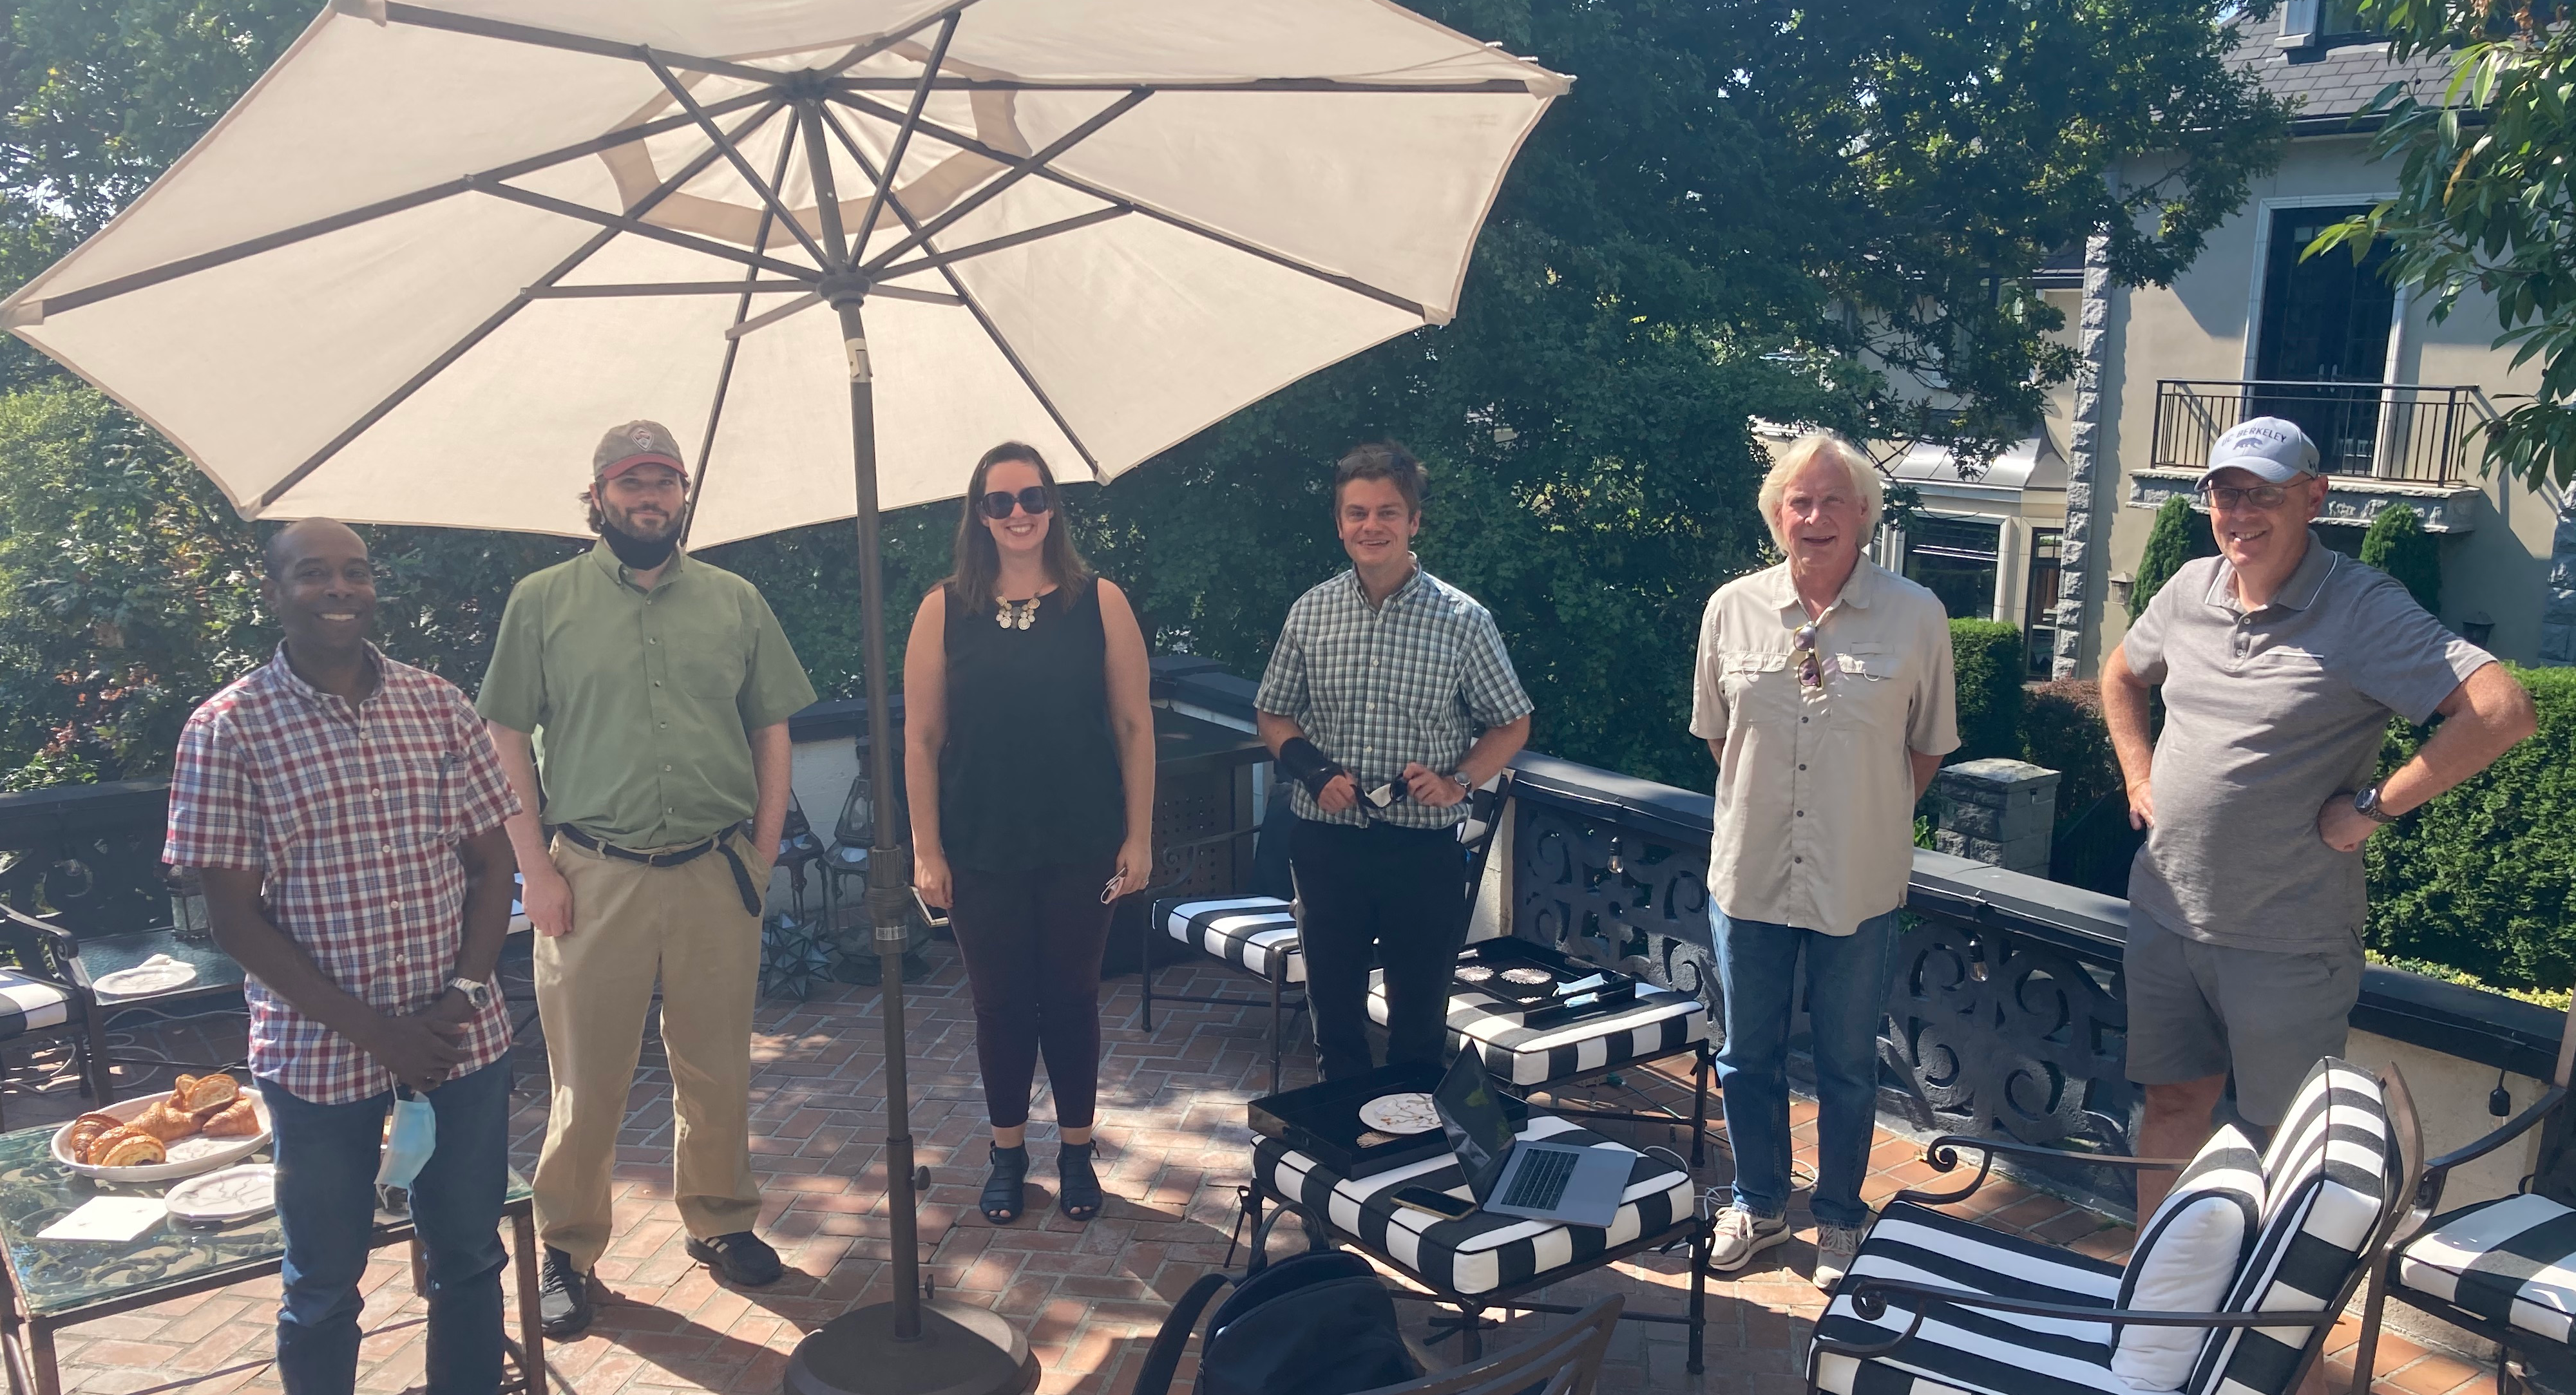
[1255, 443, 1532, 1081]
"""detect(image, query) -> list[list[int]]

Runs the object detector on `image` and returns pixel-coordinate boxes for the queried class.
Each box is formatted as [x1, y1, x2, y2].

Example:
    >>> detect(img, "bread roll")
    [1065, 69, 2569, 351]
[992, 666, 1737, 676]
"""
[174, 1072, 239, 1112]
[198, 1097, 260, 1138]
[89, 1126, 165, 1168]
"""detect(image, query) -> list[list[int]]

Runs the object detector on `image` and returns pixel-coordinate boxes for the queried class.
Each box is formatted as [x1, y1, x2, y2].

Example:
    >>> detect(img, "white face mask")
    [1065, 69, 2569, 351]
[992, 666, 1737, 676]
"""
[376, 1090, 437, 1191]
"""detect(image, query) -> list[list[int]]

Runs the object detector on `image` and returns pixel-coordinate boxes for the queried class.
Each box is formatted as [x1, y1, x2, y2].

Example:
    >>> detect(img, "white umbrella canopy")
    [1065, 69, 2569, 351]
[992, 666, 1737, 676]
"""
[2, 0, 1566, 546]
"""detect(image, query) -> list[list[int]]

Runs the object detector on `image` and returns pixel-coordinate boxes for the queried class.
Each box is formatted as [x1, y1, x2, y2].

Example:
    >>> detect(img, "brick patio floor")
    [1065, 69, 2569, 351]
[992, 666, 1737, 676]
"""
[3, 940, 2500, 1395]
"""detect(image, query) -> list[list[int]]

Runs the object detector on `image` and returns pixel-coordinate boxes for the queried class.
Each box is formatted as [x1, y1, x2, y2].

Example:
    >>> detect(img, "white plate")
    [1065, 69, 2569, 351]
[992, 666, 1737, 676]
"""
[92, 958, 198, 998]
[51, 1089, 271, 1183]
[1357, 1092, 1442, 1135]
[164, 1164, 276, 1224]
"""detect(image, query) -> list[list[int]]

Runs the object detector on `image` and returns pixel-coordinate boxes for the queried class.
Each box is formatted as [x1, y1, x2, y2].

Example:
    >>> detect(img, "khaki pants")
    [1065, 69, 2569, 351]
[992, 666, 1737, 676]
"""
[531, 831, 762, 1271]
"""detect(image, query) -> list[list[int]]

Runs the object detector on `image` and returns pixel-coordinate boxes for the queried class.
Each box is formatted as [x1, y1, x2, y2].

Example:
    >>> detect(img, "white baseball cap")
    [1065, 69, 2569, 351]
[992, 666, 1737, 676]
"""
[2197, 417, 2321, 486]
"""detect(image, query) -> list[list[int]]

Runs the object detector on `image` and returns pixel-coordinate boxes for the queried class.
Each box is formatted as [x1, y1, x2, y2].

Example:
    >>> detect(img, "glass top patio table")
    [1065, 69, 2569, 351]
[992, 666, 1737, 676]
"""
[75, 929, 247, 1011]
[0, 1122, 530, 1319]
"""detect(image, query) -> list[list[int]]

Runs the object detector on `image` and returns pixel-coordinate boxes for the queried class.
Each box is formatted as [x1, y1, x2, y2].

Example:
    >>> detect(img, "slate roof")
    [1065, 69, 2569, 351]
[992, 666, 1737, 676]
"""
[2225, 22, 2459, 130]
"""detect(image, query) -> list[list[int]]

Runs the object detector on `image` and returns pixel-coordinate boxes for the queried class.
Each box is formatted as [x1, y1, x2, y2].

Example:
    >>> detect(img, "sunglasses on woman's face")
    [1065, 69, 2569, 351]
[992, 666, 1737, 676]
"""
[978, 486, 1053, 520]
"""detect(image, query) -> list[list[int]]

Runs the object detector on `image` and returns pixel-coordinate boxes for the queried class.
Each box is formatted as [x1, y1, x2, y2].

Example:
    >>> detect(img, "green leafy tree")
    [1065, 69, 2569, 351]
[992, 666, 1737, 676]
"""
[2359, 503, 2441, 614]
[2313, 0, 2576, 488]
[2130, 495, 2197, 620]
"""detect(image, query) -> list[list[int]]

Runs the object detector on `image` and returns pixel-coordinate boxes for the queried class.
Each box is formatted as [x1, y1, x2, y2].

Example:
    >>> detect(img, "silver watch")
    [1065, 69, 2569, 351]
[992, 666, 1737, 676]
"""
[448, 978, 494, 1010]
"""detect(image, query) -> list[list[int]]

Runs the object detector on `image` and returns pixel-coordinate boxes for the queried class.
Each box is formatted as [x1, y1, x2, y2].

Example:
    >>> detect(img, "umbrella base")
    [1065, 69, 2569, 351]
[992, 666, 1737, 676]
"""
[784, 1299, 1035, 1395]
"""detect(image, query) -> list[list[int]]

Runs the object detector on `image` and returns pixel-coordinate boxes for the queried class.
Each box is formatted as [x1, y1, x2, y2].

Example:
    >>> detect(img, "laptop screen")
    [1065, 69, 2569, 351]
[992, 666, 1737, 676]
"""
[1433, 1051, 1517, 1204]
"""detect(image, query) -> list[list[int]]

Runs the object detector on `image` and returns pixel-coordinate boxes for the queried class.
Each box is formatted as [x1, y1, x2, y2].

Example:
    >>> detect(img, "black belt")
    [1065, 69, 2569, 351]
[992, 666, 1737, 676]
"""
[557, 824, 763, 918]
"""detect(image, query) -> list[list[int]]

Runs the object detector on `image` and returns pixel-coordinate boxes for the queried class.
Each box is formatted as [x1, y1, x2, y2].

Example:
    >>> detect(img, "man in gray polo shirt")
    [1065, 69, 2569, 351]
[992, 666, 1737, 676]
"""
[2106, 417, 2535, 1216]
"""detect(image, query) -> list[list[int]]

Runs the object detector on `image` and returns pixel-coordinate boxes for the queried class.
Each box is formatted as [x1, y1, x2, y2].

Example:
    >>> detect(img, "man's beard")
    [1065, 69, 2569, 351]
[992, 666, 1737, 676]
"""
[600, 509, 678, 569]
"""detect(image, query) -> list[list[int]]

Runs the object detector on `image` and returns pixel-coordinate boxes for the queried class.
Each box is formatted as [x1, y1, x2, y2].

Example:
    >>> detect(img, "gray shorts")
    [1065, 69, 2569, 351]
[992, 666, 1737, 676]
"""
[2121, 911, 2363, 1126]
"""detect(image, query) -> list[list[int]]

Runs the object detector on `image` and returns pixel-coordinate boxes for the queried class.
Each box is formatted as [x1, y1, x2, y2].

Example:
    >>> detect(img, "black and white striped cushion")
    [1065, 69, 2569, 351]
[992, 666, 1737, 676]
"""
[2190, 1058, 2394, 1395]
[1814, 1200, 2137, 1395]
[1365, 971, 1707, 1087]
[1252, 1114, 1693, 1296]
[2394, 1191, 2576, 1345]
[2112, 1125, 2266, 1390]
[0, 969, 70, 1037]
[1160, 897, 1304, 983]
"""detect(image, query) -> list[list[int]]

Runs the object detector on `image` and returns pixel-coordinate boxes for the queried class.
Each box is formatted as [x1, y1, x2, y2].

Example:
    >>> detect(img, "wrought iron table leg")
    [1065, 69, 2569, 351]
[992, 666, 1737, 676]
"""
[512, 1210, 547, 1395]
[1267, 969, 1284, 1097]
[1692, 1042, 1712, 1170]
[1140, 908, 1156, 1033]
[1688, 1215, 1708, 1373]
[25, 1321, 55, 1395]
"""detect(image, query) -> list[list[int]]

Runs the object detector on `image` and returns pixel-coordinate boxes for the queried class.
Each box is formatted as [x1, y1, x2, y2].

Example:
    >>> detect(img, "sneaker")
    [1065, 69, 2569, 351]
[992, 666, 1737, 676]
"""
[539, 1248, 593, 1338]
[1704, 1206, 1791, 1273]
[1815, 1221, 1868, 1293]
[686, 1230, 785, 1287]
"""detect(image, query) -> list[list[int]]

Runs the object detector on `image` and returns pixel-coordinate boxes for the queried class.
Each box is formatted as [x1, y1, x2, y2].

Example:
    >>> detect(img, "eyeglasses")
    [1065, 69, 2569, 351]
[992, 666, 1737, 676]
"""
[978, 487, 1053, 520]
[2196, 482, 2296, 511]
[1794, 620, 1824, 691]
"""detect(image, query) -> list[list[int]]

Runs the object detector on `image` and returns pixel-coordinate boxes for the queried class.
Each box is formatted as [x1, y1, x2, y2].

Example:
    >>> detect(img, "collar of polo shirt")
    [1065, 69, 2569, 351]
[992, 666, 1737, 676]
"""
[2203, 529, 2337, 615]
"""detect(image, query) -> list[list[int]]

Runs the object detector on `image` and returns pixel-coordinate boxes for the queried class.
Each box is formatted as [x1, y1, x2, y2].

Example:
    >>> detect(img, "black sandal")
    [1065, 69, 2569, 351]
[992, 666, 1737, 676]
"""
[981, 1143, 1029, 1225]
[1058, 1141, 1103, 1222]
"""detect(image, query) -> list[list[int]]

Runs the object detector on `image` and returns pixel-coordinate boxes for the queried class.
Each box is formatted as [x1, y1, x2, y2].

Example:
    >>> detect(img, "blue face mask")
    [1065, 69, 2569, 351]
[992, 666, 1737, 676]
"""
[376, 1090, 437, 1191]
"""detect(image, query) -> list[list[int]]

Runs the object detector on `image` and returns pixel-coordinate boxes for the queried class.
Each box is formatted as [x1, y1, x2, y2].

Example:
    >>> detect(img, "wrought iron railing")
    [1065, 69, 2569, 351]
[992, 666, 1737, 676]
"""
[2153, 379, 2485, 485]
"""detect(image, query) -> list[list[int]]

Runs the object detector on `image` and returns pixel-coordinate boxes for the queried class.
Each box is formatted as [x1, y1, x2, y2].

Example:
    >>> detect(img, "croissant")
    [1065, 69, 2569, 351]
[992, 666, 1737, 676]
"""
[198, 1097, 260, 1138]
[87, 1126, 166, 1168]
[64, 1112, 122, 1158]
[136, 1100, 201, 1143]
[173, 1073, 238, 1112]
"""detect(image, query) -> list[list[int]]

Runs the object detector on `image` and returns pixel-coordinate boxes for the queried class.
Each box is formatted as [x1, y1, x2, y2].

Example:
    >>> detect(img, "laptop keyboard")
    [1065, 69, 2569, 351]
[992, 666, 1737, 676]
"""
[1502, 1148, 1579, 1210]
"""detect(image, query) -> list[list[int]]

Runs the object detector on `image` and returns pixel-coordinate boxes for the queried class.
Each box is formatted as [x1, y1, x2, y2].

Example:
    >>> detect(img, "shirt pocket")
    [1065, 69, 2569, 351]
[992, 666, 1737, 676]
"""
[673, 638, 747, 700]
[1829, 643, 1907, 732]
[381, 753, 458, 846]
[1719, 650, 1795, 723]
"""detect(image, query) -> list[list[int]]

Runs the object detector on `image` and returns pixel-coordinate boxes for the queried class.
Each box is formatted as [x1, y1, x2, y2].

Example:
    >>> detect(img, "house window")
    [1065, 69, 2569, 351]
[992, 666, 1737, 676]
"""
[2251, 204, 2399, 474]
[2024, 529, 2062, 678]
[1901, 515, 2001, 623]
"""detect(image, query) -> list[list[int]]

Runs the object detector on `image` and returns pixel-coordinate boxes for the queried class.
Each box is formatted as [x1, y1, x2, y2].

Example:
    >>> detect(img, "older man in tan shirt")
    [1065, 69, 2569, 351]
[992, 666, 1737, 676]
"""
[1690, 432, 1958, 1290]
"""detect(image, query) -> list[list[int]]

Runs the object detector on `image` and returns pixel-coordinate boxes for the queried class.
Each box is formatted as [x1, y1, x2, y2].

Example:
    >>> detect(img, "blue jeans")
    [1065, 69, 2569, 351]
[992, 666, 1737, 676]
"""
[263, 1059, 512, 1395]
[1713, 907, 1902, 1229]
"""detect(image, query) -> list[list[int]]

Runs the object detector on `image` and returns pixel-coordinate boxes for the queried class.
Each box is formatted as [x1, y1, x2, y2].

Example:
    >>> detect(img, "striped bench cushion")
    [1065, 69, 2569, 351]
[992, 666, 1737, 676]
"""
[2394, 1191, 2576, 1345]
[0, 969, 71, 1036]
[2191, 1058, 2396, 1395]
[1814, 1199, 2134, 1395]
[1160, 897, 1303, 983]
[1254, 1114, 1693, 1296]
[1366, 971, 1706, 1087]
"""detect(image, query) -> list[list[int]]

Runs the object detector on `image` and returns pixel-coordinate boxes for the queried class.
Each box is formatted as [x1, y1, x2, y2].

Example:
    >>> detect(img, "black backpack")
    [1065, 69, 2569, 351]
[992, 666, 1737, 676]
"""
[1133, 1251, 1424, 1395]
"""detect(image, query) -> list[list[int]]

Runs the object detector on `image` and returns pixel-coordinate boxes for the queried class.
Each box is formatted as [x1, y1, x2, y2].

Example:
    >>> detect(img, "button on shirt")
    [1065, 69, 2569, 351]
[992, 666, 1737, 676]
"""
[1690, 562, 1958, 936]
[2122, 534, 2492, 951]
[163, 645, 520, 1106]
[477, 545, 817, 849]
[1255, 564, 1533, 830]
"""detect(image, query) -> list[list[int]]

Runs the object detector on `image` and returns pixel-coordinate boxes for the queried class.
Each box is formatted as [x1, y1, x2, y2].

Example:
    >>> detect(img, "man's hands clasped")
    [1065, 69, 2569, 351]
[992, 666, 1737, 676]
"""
[364, 992, 473, 1096]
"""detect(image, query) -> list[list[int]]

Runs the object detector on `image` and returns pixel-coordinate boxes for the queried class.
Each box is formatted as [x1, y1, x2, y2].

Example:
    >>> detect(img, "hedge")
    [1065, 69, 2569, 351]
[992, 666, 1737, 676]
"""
[2365, 664, 2576, 992]
[1949, 618, 2025, 764]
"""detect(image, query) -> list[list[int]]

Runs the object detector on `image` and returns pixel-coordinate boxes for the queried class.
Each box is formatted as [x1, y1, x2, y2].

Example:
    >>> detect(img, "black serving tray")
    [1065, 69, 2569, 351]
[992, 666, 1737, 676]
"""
[1249, 1063, 1529, 1178]
[1455, 938, 1639, 1029]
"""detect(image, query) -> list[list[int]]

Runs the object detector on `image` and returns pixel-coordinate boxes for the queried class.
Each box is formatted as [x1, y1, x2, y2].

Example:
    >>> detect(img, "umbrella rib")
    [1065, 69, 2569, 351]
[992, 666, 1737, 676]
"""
[372, 3, 785, 86]
[835, 76, 1538, 94]
[722, 293, 825, 340]
[685, 101, 807, 547]
[871, 206, 1129, 281]
[830, 91, 1429, 318]
[860, 88, 1150, 275]
[20, 88, 774, 321]
[469, 180, 818, 280]
[256, 102, 783, 513]
[643, 50, 834, 270]
[854, 13, 958, 268]
[819, 0, 980, 79]
[525, 281, 814, 298]
[818, 102, 1106, 482]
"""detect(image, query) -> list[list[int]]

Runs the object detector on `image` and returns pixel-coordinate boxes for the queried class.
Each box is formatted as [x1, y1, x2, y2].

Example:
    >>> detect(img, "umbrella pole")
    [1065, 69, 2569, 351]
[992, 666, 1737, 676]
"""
[784, 95, 1034, 1395]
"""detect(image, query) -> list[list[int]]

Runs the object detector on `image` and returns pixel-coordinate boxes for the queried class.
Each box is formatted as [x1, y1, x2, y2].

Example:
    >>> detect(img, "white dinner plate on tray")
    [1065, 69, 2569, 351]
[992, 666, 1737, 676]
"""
[50, 1090, 271, 1183]
[1357, 1092, 1442, 1135]
[91, 956, 197, 999]
[165, 1164, 276, 1224]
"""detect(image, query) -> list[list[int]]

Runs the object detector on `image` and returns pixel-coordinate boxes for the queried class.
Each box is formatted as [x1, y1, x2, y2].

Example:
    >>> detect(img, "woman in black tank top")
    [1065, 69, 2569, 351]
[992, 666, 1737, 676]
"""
[902, 443, 1155, 1228]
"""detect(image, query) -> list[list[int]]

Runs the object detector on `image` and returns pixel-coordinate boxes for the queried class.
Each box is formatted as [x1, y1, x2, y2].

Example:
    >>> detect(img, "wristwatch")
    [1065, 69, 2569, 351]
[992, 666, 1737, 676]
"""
[448, 978, 494, 1010]
[2352, 784, 2399, 825]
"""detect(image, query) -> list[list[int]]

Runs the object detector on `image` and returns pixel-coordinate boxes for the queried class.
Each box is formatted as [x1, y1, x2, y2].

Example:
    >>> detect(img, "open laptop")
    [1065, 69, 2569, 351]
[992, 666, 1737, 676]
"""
[1431, 1050, 1630, 1228]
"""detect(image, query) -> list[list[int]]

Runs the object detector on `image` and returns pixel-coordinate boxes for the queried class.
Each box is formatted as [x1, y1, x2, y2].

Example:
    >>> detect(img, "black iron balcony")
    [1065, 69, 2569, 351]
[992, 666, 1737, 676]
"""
[2153, 379, 2485, 486]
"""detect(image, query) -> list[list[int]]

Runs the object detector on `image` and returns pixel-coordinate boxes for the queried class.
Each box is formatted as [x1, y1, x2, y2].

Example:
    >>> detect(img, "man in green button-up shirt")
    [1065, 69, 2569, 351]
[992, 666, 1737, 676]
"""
[477, 421, 817, 1336]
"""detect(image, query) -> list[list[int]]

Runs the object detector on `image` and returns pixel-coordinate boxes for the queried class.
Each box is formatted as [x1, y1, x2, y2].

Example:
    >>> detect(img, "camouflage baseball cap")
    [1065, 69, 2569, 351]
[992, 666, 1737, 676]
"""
[593, 420, 687, 482]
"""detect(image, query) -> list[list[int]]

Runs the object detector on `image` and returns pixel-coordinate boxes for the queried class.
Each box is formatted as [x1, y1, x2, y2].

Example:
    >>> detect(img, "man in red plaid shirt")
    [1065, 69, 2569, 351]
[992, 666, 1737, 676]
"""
[164, 520, 522, 1395]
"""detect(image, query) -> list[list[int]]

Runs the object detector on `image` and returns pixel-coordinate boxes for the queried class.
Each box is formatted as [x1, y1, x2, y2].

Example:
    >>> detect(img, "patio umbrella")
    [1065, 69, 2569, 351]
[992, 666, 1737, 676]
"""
[3, 2, 1565, 1389]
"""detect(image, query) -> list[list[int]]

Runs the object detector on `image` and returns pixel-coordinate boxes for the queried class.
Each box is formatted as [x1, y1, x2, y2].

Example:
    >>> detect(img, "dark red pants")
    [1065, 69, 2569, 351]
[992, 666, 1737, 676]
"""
[948, 854, 1119, 1130]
